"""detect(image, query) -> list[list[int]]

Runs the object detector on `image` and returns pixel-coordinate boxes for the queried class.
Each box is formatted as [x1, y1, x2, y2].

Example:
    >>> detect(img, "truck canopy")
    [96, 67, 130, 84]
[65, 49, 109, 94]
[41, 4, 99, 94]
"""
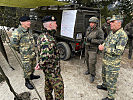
[0, 0, 68, 8]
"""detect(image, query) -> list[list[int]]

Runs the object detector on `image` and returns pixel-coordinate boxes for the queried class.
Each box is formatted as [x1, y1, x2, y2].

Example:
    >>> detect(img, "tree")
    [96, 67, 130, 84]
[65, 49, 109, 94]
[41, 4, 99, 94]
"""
[0, 6, 30, 27]
[118, 0, 133, 26]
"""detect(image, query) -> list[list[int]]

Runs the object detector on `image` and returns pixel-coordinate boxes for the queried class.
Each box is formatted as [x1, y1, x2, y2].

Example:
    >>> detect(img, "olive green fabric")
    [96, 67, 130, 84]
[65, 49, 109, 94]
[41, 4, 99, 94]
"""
[0, 0, 68, 8]
[85, 26, 104, 76]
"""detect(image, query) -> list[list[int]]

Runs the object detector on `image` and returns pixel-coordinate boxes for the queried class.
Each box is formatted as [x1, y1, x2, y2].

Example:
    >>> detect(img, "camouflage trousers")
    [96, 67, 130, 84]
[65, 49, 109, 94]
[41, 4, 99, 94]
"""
[22, 57, 36, 79]
[44, 72, 64, 100]
[85, 48, 97, 76]
[102, 63, 120, 99]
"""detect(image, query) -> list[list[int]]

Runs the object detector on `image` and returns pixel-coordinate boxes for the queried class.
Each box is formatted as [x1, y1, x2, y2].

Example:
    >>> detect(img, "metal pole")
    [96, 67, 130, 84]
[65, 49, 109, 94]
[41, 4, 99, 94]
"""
[0, 34, 15, 70]
[0, 65, 19, 99]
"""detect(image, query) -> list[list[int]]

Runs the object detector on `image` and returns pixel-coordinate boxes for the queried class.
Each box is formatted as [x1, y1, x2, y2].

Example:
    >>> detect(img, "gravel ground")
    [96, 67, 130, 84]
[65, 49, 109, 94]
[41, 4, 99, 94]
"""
[0, 44, 133, 100]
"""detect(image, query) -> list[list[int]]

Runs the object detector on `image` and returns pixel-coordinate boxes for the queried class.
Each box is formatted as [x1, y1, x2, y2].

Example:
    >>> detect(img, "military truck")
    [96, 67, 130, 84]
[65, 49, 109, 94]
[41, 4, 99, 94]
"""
[30, 4, 101, 60]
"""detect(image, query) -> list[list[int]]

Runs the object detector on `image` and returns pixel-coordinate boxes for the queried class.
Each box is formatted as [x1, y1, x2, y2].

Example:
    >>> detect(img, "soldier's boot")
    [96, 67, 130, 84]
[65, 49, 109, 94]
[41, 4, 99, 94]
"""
[90, 75, 95, 83]
[25, 78, 34, 90]
[30, 74, 40, 80]
[84, 70, 90, 75]
[97, 85, 107, 91]
[102, 97, 114, 100]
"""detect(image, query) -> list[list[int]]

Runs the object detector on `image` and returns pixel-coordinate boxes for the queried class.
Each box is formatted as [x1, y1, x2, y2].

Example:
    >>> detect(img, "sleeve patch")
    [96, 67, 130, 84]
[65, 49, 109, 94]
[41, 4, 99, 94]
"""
[121, 41, 126, 46]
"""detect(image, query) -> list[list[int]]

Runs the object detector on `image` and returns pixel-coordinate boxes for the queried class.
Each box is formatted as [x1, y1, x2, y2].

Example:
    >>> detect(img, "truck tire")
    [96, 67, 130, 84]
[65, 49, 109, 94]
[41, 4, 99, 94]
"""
[57, 42, 71, 60]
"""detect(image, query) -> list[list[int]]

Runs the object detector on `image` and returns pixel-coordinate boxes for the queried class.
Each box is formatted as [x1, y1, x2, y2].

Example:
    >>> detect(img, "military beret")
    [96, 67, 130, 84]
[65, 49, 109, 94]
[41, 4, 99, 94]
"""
[19, 16, 30, 22]
[110, 15, 123, 22]
[42, 16, 57, 23]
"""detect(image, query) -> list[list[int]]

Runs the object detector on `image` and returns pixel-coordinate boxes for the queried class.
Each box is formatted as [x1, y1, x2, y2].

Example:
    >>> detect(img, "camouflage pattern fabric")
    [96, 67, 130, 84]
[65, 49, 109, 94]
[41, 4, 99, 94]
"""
[102, 28, 128, 99]
[37, 31, 64, 100]
[10, 26, 36, 79]
[45, 73, 64, 100]
[85, 26, 104, 76]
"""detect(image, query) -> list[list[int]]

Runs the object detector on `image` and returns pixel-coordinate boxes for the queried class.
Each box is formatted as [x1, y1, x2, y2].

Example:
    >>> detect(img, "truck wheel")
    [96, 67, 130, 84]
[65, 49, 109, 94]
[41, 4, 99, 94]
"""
[57, 42, 71, 60]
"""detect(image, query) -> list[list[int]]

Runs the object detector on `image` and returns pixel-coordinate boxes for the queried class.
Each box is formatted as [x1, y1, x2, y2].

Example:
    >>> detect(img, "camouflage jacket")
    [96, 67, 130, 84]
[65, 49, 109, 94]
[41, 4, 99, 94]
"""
[124, 22, 133, 39]
[10, 26, 36, 59]
[103, 28, 128, 66]
[85, 26, 104, 51]
[37, 31, 60, 73]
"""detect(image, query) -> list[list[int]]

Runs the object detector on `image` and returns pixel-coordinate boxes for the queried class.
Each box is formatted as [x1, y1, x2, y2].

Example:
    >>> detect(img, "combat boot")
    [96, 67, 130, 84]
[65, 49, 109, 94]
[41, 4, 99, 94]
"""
[102, 97, 114, 100]
[84, 70, 90, 75]
[97, 85, 107, 91]
[25, 78, 34, 90]
[30, 74, 40, 80]
[90, 75, 95, 83]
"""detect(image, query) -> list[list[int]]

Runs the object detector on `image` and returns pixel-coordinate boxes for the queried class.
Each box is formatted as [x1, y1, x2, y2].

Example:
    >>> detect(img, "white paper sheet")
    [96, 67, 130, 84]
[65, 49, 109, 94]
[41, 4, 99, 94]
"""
[61, 10, 77, 38]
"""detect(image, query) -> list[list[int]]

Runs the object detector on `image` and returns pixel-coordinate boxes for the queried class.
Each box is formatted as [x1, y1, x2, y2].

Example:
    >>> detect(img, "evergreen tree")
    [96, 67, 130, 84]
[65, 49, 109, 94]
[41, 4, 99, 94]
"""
[0, 7, 30, 28]
[118, 0, 133, 26]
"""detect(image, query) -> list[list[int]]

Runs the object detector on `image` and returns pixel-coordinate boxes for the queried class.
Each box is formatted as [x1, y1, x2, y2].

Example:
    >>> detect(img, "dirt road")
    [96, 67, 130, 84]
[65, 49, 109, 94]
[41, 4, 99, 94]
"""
[0, 45, 133, 100]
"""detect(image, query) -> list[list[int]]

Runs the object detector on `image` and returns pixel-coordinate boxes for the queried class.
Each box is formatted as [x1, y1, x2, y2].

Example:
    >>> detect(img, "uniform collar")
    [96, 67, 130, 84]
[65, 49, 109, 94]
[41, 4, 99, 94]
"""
[18, 25, 29, 33]
[112, 28, 123, 34]
[43, 28, 55, 36]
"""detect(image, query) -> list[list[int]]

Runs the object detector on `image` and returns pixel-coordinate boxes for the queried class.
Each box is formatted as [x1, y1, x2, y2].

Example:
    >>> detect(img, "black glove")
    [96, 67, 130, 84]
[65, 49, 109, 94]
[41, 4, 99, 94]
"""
[87, 37, 92, 42]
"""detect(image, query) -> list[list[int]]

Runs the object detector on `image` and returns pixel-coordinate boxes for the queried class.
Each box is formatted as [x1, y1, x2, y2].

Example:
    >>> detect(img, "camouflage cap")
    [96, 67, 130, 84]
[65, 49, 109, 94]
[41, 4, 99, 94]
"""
[42, 16, 57, 23]
[89, 17, 99, 23]
[110, 15, 123, 22]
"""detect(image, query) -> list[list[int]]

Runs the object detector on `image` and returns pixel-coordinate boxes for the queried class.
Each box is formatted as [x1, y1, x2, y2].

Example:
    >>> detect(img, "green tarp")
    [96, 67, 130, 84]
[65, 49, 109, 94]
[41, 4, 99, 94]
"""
[0, 0, 68, 8]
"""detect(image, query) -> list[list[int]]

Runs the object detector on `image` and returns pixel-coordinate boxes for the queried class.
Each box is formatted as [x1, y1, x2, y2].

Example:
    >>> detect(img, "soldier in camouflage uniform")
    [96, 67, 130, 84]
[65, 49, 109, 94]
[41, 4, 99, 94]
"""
[10, 16, 40, 90]
[124, 17, 133, 59]
[97, 15, 128, 100]
[102, 17, 111, 39]
[84, 17, 104, 83]
[37, 16, 64, 100]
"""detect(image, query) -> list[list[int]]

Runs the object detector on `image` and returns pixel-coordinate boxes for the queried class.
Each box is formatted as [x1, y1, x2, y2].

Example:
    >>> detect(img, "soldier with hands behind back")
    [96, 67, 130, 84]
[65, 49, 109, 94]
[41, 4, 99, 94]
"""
[37, 16, 64, 100]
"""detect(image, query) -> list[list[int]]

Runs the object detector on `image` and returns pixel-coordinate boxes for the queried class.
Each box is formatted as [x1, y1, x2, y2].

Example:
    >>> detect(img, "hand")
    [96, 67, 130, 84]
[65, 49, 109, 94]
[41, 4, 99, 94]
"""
[98, 44, 104, 51]
[35, 63, 41, 70]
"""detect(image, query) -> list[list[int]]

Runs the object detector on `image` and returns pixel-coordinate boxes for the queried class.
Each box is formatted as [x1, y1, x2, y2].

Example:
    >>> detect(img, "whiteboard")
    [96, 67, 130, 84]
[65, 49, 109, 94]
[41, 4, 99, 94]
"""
[61, 10, 77, 38]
